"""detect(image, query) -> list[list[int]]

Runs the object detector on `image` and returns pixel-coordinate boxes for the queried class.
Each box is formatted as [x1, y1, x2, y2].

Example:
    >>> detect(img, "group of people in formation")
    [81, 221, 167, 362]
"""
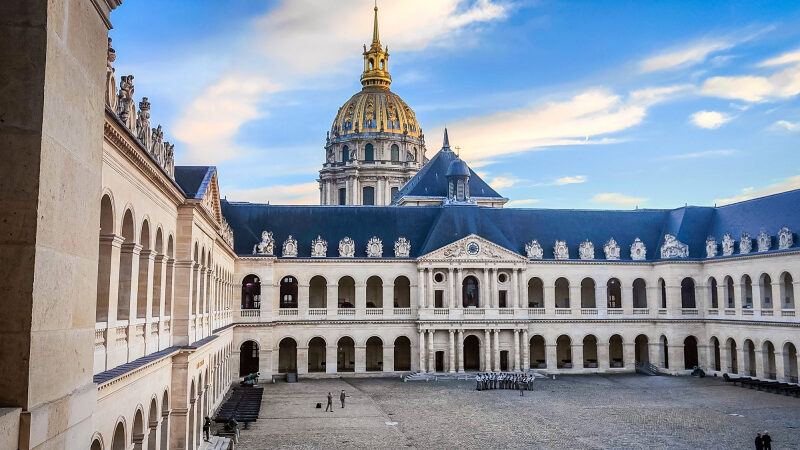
[475, 372, 535, 395]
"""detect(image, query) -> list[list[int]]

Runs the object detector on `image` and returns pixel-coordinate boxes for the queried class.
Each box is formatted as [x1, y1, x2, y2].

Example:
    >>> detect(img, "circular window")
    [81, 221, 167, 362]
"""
[467, 242, 480, 256]
[498, 273, 508, 283]
[434, 272, 444, 283]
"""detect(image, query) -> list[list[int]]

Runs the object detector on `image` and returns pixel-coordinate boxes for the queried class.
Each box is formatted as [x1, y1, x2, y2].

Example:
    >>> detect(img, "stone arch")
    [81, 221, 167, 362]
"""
[743, 339, 757, 376]
[135, 219, 152, 319]
[111, 420, 126, 450]
[555, 277, 570, 308]
[726, 337, 738, 374]
[556, 335, 572, 368]
[659, 335, 669, 369]
[528, 277, 544, 307]
[278, 337, 298, 373]
[393, 276, 410, 308]
[762, 340, 776, 379]
[279, 275, 298, 309]
[680, 277, 696, 309]
[741, 275, 753, 309]
[709, 336, 721, 371]
[117, 209, 136, 321]
[658, 278, 667, 309]
[583, 335, 598, 368]
[338, 276, 355, 308]
[100, 193, 115, 234]
[530, 335, 546, 369]
[241, 274, 261, 309]
[780, 272, 795, 309]
[309, 275, 327, 308]
[239, 340, 259, 376]
[462, 275, 480, 308]
[390, 143, 399, 162]
[394, 336, 411, 371]
[96, 194, 116, 322]
[783, 342, 798, 383]
[683, 336, 698, 369]
[90, 433, 104, 450]
[759, 273, 773, 310]
[364, 142, 374, 162]
[366, 275, 383, 308]
[132, 406, 145, 449]
[580, 278, 596, 308]
[151, 228, 164, 318]
[147, 397, 159, 450]
[632, 278, 647, 308]
[634, 334, 649, 364]
[308, 337, 327, 373]
[366, 336, 383, 371]
[607, 278, 622, 308]
[337, 336, 355, 372]
[723, 276, 735, 308]
[609, 334, 624, 368]
[707, 276, 718, 308]
[463, 334, 481, 371]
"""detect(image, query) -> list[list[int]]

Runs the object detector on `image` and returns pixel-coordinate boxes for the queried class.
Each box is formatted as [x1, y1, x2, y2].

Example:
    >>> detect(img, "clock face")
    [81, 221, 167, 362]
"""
[467, 242, 480, 255]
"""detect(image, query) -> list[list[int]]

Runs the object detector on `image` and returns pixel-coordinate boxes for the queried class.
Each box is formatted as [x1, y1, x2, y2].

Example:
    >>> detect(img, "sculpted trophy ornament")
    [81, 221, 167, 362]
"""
[339, 237, 355, 258]
[739, 233, 752, 254]
[311, 236, 327, 257]
[525, 240, 543, 259]
[554, 240, 569, 260]
[394, 237, 411, 258]
[220, 220, 234, 249]
[136, 97, 152, 151]
[604, 238, 620, 260]
[778, 226, 793, 250]
[366, 237, 383, 258]
[705, 236, 718, 258]
[757, 229, 771, 252]
[630, 238, 646, 261]
[282, 235, 298, 257]
[579, 240, 595, 260]
[105, 38, 117, 110]
[116, 75, 136, 130]
[660, 234, 688, 259]
[722, 234, 734, 256]
[252, 231, 274, 256]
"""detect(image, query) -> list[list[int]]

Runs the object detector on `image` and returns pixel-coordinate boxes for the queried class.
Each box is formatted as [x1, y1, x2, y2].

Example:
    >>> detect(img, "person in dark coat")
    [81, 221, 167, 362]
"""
[340, 390, 347, 408]
[755, 432, 763, 450]
[203, 416, 212, 441]
[325, 392, 333, 412]
[762, 431, 771, 450]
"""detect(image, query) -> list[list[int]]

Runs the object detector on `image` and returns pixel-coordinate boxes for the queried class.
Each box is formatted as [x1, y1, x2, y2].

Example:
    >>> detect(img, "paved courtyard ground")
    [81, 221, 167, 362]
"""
[236, 374, 800, 449]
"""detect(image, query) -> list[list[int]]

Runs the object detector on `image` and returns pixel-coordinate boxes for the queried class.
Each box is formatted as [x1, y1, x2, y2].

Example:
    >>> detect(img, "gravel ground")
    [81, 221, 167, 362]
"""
[236, 374, 800, 449]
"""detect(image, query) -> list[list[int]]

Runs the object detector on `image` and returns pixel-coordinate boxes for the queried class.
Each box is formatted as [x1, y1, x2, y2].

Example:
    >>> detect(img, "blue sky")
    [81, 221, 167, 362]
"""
[110, 0, 800, 208]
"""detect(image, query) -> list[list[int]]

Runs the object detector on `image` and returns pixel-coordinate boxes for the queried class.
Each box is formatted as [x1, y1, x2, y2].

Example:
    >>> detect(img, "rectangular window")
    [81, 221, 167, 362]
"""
[339, 188, 347, 205]
[390, 186, 399, 202]
[434, 290, 444, 308]
[499, 290, 507, 308]
[362, 186, 375, 205]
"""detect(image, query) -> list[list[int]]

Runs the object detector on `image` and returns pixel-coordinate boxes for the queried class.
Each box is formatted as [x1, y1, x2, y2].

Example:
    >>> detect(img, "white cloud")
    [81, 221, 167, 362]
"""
[506, 198, 540, 207]
[440, 85, 690, 161]
[700, 62, 800, 102]
[716, 175, 800, 205]
[640, 40, 735, 73]
[225, 182, 319, 205]
[663, 149, 736, 160]
[771, 120, 799, 131]
[554, 175, 587, 185]
[488, 176, 518, 189]
[758, 48, 800, 67]
[690, 110, 731, 129]
[591, 193, 646, 206]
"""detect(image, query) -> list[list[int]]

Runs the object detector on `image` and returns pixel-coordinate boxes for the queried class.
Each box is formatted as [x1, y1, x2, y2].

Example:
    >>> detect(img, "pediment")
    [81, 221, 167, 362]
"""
[419, 234, 527, 262]
[200, 171, 223, 225]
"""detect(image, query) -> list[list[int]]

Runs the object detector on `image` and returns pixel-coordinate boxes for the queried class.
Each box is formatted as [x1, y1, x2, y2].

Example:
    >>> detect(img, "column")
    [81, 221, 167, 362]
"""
[299, 282, 309, 318]
[774, 348, 785, 381]
[383, 282, 393, 315]
[427, 329, 435, 372]
[795, 281, 800, 317]
[571, 343, 584, 369]
[483, 269, 491, 308]
[513, 329, 520, 371]
[448, 268, 455, 309]
[697, 344, 709, 370]
[511, 269, 520, 309]
[456, 268, 463, 308]
[668, 343, 685, 373]
[297, 346, 309, 375]
[622, 284, 634, 315]
[355, 282, 367, 318]
[484, 329, 492, 371]
[426, 269, 434, 309]
[326, 345, 337, 374]
[522, 330, 530, 370]
[418, 330, 426, 372]
[457, 329, 465, 373]
[595, 285, 607, 314]
[327, 284, 338, 316]
[597, 340, 610, 370]
[623, 342, 635, 369]
[771, 282, 781, 315]
[545, 344, 558, 370]
[355, 345, 366, 373]
[570, 284, 581, 315]
[417, 268, 425, 309]
[490, 269, 498, 309]
[544, 283, 555, 315]
[734, 281, 743, 315]
[755, 345, 766, 378]
[492, 329, 500, 372]
[666, 283, 681, 316]
[448, 330, 456, 373]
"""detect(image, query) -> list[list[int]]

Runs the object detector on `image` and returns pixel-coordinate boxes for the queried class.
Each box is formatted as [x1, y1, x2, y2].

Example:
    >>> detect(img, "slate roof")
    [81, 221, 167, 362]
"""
[220, 188, 800, 261]
[175, 166, 216, 199]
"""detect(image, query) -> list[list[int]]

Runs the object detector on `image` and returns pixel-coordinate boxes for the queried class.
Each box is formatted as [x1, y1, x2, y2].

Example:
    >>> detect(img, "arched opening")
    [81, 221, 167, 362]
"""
[136, 220, 151, 319]
[609, 335, 624, 368]
[606, 278, 622, 308]
[337, 337, 355, 372]
[683, 336, 698, 369]
[308, 337, 326, 372]
[309, 276, 327, 308]
[241, 274, 261, 309]
[633, 278, 647, 308]
[369, 58, 374, 70]
[762, 341, 776, 379]
[394, 336, 411, 371]
[681, 278, 696, 308]
[366, 276, 383, 308]
[530, 335, 546, 368]
[362, 186, 375, 205]
[132, 409, 144, 449]
[112, 422, 125, 450]
[147, 398, 158, 450]
[341, 145, 349, 162]
[278, 337, 297, 373]
[556, 335, 572, 368]
[660, 336, 669, 369]
[393, 276, 410, 307]
[239, 341, 259, 376]
[380, 58, 385, 70]
[555, 277, 570, 308]
[151, 228, 163, 318]
[780, 272, 795, 309]
[741, 275, 753, 309]
[462, 275, 480, 308]
[710, 337, 721, 371]
[707, 277, 718, 308]
[188, 382, 196, 450]
[744, 339, 756, 376]
[164, 236, 174, 315]
[759, 273, 773, 309]
[528, 277, 543, 307]
[727, 338, 738, 374]
[659, 278, 667, 309]
[583, 335, 598, 368]
[723, 276, 734, 308]
[366, 337, 383, 371]
[364, 143, 374, 162]
[580, 278, 596, 308]
[96, 195, 115, 322]
[160, 392, 169, 450]
[117, 209, 135, 321]
[91, 438, 103, 450]
[784, 342, 798, 383]
[463, 335, 481, 371]
[338, 276, 355, 308]
[280, 275, 298, 308]
[635, 335, 649, 364]
[390, 144, 399, 162]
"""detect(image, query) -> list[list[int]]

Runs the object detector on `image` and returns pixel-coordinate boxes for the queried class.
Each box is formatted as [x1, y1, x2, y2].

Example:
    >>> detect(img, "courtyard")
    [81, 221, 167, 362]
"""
[235, 374, 799, 449]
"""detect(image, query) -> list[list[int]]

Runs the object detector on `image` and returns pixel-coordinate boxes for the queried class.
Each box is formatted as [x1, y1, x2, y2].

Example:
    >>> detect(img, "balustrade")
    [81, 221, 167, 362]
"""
[632, 308, 649, 315]
[681, 308, 698, 315]
[393, 307, 411, 315]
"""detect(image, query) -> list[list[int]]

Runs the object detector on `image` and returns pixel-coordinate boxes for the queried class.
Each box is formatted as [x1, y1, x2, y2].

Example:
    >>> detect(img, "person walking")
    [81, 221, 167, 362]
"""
[340, 390, 347, 408]
[755, 432, 763, 450]
[762, 431, 772, 450]
[518, 379, 525, 396]
[325, 392, 333, 412]
[203, 416, 212, 442]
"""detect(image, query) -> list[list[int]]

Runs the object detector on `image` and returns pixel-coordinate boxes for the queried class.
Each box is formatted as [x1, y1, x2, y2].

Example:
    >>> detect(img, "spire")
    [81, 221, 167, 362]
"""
[442, 128, 451, 151]
[360, 2, 391, 88]
[372, 2, 380, 45]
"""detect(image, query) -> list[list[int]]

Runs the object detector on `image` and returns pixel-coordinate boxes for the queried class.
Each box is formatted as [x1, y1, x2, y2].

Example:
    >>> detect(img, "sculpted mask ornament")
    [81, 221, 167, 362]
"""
[705, 236, 717, 258]
[525, 240, 543, 259]
[630, 238, 647, 261]
[778, 227, 793, 250]
[739, 233, 752, 254]
[554, 240, 569, 260]
[311, 236, 327, 257]
[579, 240, 595, 260]
[660, 234, 688, 259]
[722, 234, 734, 256]
[339, 237, 355, 258]
[253, 231, 274, 256]
[604, 238, 620, 260]
[282, 235, 298, 258]
[366, 237, 383, 258]
[394, 237, 411, 258]
[757, 229, 771, 252]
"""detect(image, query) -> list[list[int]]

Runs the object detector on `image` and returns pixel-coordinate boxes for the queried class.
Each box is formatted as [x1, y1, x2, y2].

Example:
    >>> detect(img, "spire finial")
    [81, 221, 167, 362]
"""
[372, 1, 380, 44]
[442, 127, 451, 150]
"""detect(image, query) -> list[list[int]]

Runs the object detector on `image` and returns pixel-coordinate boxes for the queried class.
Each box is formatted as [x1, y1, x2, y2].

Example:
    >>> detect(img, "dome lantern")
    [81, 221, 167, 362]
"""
[361, 4, 391, 89]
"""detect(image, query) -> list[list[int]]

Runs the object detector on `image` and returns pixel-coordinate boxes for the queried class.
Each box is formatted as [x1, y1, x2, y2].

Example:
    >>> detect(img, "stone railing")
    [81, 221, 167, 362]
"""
[338, 308, 356, 316]
[607, 308, 623, 315]
[499, 309, 514, 315]
[393, 307, 412, 315]
[633, 308, 649, 315]
[528, 308, 545, 315]
[308, 308, 327, 316]
[742, 309, 754, 316]
[707, 308, 718, 315]
[761, 310, 774, 316]
[365, 309, 383, 316]
[681, 308, 698, 315]
[464, 308, 485, 315]
[581, 308, 598, 315]
[782, 309, 796, 317]
[278, 309, 298, 316]
[555, 308, 570, 315]
[433, 308, 449, 315]
[725, 309, 736, 315]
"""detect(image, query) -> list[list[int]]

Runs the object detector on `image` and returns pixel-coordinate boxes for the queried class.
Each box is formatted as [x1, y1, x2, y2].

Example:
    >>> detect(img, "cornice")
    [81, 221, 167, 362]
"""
[229, 318, 799, 328]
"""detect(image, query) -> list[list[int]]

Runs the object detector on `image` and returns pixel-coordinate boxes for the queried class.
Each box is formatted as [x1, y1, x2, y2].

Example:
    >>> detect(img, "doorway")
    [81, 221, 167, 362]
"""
[435, 351, 444, 372]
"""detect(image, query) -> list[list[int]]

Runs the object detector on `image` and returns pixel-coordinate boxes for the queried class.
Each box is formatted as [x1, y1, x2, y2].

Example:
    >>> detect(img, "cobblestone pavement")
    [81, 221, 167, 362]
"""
[236, 374, 800, 449]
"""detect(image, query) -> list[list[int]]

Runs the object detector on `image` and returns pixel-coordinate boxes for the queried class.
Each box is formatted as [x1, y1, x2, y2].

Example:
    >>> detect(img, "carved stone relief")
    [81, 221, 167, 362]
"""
[630, 238, 646, 261]
[394, 237, 411, 258]
[253, 231, 274, 256]
[311, 236, 327, 257]
[757, 229, 771, 252]
[366, 237, 383, 258]
[339, 237, 355, 258]
[705, 236, 717, 258]
[579, 240, 595, 260]
[660, 234, 688, 259]
[554, 240, 569, 260]
[282, 235, 298, 257]
[778, 226, 793, 250]
[604, 238, 620, 260]
[739, 233, 752, 254]
[722, 234, 734, 256]
[525, 240, 543, 259]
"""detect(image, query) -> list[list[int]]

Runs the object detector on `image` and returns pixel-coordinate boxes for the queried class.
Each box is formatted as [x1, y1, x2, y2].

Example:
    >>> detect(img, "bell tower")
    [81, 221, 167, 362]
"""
[361, 4, 391, 89]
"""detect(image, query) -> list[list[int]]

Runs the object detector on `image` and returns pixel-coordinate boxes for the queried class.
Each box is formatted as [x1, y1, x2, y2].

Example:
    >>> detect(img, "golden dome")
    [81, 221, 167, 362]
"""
[330, 87, 421, 138]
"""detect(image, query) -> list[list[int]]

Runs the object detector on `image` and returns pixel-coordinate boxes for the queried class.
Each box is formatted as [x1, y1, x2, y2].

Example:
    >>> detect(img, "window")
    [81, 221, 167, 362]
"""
[280, 276, 298, 308]
[341, 145, 349, 163]
[499, 290, 507, 308]
[390, 187, 399, 201]
[362, 186, 375, 205]
[434, 290, 444, 308]
[391, 144, 399, 162]
[462, 276, 480, 308]
[364, 143, 374, 162]
[498, 273, 508, 283]
[434, 272, 444, 283]
[338, 188, 347, 205]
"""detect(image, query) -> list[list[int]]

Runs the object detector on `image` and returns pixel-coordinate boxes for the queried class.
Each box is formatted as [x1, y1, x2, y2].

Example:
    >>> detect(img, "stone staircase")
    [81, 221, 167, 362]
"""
[635, 361, 663, 376]
[199, 436, 232, 450]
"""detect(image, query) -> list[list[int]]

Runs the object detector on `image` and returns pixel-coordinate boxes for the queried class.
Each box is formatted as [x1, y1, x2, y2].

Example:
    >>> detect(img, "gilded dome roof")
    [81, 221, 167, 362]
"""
[330, 87, 421, 138]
